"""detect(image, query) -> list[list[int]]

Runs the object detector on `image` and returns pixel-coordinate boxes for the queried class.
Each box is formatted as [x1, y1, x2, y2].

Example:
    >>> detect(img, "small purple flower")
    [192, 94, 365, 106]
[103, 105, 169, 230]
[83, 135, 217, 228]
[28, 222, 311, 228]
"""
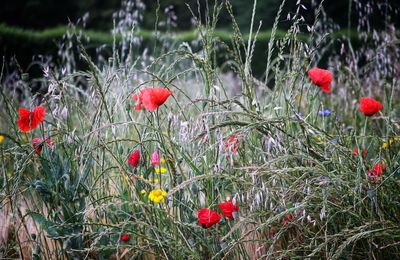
[318, 109, 332, 116]
[291, 112, 303, 120]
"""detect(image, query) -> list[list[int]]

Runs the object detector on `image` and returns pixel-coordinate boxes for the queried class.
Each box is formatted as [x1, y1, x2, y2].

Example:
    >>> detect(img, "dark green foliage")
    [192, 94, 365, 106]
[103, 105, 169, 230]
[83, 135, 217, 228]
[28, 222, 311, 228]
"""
[0, 23, 362, 77]
[0, 0, 120, 30]
[1, 0, 399, 31]
[28, 150, 92, 258]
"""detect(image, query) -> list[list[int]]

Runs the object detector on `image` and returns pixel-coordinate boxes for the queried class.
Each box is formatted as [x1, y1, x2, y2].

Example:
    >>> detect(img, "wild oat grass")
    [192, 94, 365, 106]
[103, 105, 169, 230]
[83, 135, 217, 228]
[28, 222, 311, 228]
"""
[0, 0, 399, 259]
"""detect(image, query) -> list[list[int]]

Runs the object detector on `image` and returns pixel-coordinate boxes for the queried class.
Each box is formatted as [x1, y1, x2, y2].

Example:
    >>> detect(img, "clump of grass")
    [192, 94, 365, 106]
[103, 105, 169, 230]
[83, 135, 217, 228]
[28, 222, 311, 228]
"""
[0, 0, 399, 259]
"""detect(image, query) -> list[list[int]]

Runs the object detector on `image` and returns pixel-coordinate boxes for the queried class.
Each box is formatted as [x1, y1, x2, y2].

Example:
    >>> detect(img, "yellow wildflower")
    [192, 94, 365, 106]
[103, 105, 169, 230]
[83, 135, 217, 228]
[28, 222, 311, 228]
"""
[155, 167, 167, 174]
[153, 178, 159, 184]
[140, 189, 147, 195]
[0, 135, 4, 144]
[381, 136, 400, 150]
[148, 189, 167, 203]
[161, 158, 166, 164]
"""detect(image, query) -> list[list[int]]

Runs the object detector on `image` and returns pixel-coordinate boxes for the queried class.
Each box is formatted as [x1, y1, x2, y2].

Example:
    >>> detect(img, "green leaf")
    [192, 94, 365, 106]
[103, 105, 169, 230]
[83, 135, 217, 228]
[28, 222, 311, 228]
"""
[26, 211, 60, 238]
[181, 152, 203, 175]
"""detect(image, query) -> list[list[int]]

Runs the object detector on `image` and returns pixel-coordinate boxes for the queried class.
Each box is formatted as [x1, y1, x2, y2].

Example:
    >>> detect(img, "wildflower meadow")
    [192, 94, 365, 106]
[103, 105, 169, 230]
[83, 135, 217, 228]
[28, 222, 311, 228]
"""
[0, 0, 399, 259]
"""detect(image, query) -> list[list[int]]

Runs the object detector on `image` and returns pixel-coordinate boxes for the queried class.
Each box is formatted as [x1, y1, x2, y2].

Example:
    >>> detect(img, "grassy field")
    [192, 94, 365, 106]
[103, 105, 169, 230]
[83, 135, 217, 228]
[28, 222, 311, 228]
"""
[0, 0, 399, 259]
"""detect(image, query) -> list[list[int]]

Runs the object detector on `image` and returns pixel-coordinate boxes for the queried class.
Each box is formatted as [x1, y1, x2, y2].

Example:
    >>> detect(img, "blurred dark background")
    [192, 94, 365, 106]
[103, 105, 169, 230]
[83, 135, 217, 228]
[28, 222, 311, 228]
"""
[0, 0, 399, 79]
[1, 0, 399, 31]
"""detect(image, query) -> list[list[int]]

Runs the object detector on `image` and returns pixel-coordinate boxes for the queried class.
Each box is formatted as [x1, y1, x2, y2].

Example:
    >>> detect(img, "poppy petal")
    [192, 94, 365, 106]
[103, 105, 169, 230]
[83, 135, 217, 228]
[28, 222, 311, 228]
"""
[308, 67, 333, 93]
[359, 97, 382, 116]
[128, 150, 141, 167]
[135, 88, 172, 112]
[133, 94, 143, 110]
[141, 90, 159, 112]
[219, 199, 239, 219]
[31, 137, 44, 153]
[151, 88, 173, 106]
[320, 84, 331, 93]
[198, 208, 221, 229]
[17, 106, 45, 132]
[19, 107, 31, 118]
[32, 106, 46, 129]
[17, 108, 31, 132]
[373, 162, 385, 177]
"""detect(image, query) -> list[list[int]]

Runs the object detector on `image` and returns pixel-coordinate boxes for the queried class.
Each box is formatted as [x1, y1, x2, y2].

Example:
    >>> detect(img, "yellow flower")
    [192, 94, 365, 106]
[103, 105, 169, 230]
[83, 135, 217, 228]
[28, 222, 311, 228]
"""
[0, 135, 4, 144]
[155, 167, 167, 174]
[148, 189, 167, 203]
[381, 142, 389, 150]
[140, 189, 147, 195]
[153, 178, 159, 184]
[381, 136, 400, 150]
[161, 158, 166, 164]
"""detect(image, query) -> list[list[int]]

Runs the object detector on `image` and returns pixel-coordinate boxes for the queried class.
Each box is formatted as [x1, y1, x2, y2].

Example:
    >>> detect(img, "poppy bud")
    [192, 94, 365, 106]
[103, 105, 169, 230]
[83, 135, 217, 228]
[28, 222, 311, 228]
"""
[218, 199, 239, 220]
[198, 208, 221, 229]
[121, 233, 130, 242]
[128, 150, 140, 167]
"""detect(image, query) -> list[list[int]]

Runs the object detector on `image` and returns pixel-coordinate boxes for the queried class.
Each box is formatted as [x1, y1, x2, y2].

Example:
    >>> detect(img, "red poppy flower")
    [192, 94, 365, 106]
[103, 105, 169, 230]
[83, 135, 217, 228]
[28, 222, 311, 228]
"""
[308, 67, 333, 93]
[282, 213, 294, 227]
[121, 233, 130, 242]
[371, 162, 385, 177]
[198, 208, 221, 229]
[359, 97, 382, 116]
[218, 199, 239, 220]
[31, 137, 53, 153]
[224, 134, 239, 154]
[353, 148, 367, 157]
[17, 106, 46, 132]
[128, 150, 140, 167]
[133, 88, 173, 112]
